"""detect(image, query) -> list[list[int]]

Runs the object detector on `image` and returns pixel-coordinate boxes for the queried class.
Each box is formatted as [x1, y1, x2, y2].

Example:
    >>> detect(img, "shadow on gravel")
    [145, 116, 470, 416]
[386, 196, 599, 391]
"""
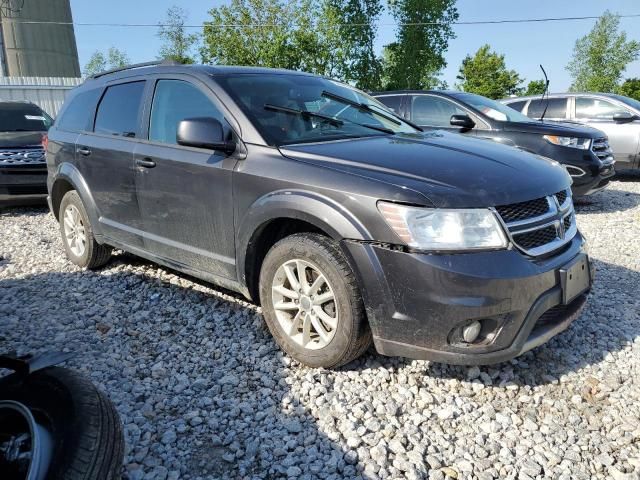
[574, 187, 640, 214]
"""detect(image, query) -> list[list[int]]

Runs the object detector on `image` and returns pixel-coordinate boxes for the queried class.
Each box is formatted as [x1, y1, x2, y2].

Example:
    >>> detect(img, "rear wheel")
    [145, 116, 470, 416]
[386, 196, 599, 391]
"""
[259, 233, 372, 368]
[59, 191, 111, 269]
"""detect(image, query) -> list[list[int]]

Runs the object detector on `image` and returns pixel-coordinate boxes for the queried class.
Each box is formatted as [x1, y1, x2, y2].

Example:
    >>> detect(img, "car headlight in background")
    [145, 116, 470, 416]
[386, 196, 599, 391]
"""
[543, 135, 591, 150]
[378, 202, 508, 251]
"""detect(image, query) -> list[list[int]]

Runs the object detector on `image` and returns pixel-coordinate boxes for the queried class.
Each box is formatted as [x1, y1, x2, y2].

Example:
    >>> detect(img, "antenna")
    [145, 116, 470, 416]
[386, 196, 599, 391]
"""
[539, 64, 550, 122]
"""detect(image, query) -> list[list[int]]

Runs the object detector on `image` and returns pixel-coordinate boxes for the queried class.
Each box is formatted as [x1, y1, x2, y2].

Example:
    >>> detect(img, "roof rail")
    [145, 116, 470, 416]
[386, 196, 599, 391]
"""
[89, 59, 181, 79]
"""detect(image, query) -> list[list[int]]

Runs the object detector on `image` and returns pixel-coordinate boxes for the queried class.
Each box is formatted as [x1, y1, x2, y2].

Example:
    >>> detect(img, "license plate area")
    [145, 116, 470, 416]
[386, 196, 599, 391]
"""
[560, 253, 591, 305]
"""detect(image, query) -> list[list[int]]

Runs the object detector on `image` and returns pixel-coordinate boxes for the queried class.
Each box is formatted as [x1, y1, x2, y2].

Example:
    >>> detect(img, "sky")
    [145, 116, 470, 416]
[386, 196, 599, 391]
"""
[69, 0, 640, 91]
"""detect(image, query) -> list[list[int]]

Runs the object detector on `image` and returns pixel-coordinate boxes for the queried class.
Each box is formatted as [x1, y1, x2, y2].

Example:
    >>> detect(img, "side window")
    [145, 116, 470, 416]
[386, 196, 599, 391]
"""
[94, 81, 145, 137]
[575, 97, 629, 120]
[507, 100, 526, 112]
[411, 96, 466, 127]
[528, 98, 567, 119]
[377, 95, 403, 114]
[57, 89, 101, 132]
[149, 80, 224, 145]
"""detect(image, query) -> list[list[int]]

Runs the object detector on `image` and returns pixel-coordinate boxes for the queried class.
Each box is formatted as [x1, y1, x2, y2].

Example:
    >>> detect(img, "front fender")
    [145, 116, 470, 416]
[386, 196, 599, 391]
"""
[50, 163, 102, 237]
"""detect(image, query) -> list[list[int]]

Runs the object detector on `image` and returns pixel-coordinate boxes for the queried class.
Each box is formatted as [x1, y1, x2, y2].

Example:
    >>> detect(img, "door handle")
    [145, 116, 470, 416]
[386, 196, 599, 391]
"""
[77, 147, 91, 156]
[135, 158, 156, 168]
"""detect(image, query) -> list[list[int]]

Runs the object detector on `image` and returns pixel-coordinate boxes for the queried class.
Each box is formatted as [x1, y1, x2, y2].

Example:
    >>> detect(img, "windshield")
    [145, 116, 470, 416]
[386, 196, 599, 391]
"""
[216, 74, 418, 146]
[453, 93, 534, 123]
[608, 94, 640, 113]
[0, 103, 52, 132]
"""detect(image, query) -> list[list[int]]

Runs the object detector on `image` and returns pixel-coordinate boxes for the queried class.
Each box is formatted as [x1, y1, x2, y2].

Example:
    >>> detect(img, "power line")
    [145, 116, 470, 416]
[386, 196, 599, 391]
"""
[4, 13, 640, 29]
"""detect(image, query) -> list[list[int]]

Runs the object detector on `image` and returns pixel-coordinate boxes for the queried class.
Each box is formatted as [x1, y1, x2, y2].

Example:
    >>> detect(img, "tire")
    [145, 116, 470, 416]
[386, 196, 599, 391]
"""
[0, 367, 124, 480]
[259, 233, 372, 368]
[59, 191, 111, 269]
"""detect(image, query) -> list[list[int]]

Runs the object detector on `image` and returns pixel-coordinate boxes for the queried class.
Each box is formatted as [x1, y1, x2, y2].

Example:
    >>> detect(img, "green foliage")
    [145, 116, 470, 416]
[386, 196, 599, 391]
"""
[567, 11, 640, 92]
[456, 45, 522, 99]
[525, 80, 546, 96]
[382, 0, 458, 90]
[158, 6, 199, 64]
[83, 47, 130, 77]
[618, 78, 640, 101]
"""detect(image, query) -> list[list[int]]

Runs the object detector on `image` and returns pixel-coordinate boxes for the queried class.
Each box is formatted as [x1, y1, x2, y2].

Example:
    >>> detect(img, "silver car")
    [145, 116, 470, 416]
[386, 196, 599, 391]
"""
[502, 93, 640, 170]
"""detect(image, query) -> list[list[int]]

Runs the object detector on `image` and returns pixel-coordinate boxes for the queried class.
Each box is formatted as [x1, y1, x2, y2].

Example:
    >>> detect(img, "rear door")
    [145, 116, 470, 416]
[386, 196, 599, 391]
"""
[526, 97, 569, 121]
[133, 76, 238, 279]
[572, 96, 640, 168]
[375, 94, 407, 119]
[75, 79, 146, 248]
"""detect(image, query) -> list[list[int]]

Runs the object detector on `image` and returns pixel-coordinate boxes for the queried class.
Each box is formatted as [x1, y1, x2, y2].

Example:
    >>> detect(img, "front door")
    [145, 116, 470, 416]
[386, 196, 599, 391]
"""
[76, 80, 146, 248]
[134, 77, 238, 279]
[574, 96, 640, 169]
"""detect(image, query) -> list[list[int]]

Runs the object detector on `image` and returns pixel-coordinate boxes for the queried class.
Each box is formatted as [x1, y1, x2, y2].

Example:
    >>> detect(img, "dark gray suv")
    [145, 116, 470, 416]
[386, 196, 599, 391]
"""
[46, 63, 593, 368]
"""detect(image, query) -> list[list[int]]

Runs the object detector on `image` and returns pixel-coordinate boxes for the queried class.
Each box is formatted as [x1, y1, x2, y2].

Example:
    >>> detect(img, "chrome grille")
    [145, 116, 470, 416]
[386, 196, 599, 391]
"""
[591, 137, 613, 162]
[0, 148, 45, 166]
[495, 189, 576, 257]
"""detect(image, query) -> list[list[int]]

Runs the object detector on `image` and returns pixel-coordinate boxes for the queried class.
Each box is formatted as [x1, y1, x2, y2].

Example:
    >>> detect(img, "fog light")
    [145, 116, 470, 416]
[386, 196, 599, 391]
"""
[462, 320, 481, 343]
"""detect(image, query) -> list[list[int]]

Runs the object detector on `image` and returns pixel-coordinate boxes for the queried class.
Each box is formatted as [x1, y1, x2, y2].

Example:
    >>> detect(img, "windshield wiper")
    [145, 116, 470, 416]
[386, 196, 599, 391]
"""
[321, 90, 401, 126]
[264, 103, 395, 135]
[264, 104, 343, 127]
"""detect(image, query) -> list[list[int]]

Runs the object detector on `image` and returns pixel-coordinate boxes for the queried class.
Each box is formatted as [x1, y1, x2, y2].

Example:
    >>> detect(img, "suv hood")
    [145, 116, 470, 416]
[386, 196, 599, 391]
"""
[503, 120, 604, 138]
[280, 131, 571, 208]
[0, 131, 44, 149]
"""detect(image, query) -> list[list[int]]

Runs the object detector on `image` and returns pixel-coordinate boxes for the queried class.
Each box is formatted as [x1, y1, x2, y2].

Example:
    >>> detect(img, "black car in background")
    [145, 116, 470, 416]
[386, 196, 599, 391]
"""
[374, 90, 615, 197]
[0, 101, 52, 203]
[46, 63, 592, 368]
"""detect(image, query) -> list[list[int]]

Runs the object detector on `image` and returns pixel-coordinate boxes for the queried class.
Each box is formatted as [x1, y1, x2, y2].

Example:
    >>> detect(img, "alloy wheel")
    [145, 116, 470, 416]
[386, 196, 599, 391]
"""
[63, 204, 87, 257]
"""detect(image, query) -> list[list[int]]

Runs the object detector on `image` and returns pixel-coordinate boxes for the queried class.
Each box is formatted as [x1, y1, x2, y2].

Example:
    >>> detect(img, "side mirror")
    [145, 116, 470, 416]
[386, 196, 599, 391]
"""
[177, 117, 236, 153]
[613, 111, 637, 123]
[450, 114, 476, 131]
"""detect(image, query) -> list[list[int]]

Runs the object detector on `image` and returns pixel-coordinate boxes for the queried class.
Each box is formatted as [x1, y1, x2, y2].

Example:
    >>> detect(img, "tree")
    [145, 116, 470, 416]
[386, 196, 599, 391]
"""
[83, 47, 129, 77]
[382, 0, 458, 90]
[456, 45, 522, 99]
[524, 80, 546, 96]
[567, 11, 640, 92]
[618, 78, 640, 101]
[158, 6, 199, 64]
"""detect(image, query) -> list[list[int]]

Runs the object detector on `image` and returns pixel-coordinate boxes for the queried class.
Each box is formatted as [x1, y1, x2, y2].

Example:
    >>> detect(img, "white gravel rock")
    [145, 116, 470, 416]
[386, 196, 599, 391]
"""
[1, 177, 640, 479]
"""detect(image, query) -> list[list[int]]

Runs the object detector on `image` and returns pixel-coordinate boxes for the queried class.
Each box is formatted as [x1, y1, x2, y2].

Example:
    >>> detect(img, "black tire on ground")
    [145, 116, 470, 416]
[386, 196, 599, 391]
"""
[259, 233, 372, 368]
[59, 190, 111, 269]
[0, 367, 124, 480]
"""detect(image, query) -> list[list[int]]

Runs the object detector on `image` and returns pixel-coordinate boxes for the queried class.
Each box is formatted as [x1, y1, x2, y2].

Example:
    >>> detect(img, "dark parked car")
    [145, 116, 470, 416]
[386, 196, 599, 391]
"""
[374, 90, 615, 196]
[502, 92, 640, 170]
[0, 101, 52, 202]
[46, 63, 593, 368]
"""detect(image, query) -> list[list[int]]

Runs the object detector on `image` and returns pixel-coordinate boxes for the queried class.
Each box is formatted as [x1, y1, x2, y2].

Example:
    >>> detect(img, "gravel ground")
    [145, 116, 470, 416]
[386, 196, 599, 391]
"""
[1, 178, 640, 480]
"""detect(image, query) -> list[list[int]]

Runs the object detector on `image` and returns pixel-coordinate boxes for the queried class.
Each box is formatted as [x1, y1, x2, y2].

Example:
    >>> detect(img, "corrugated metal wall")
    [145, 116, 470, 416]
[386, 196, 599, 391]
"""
[0, 76, 82, 117]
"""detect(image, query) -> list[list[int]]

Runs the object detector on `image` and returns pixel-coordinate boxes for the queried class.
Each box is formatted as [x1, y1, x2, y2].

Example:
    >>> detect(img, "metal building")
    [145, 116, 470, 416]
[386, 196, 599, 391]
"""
[0, 0, 80, 77]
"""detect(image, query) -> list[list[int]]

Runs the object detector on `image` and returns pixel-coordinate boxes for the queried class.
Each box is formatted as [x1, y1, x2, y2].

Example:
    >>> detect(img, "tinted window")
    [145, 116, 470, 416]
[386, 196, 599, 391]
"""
[94, 81, 145, 137]
[149, 80, 224, 145]
[507, 100, 526, 112]
[57, 89, 101, 132]
[411, 96, 466, 126]
[377, 95, 403, 114]
[454, 92, 533, 122]
[528, 98, 567, 119]
[0, 103, 52, 132]
[575, 97, 630, 120]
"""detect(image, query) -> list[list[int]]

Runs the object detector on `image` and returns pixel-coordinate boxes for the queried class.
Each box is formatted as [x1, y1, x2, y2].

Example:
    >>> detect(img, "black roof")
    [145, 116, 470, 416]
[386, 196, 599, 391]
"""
[370, 90, 461, 97]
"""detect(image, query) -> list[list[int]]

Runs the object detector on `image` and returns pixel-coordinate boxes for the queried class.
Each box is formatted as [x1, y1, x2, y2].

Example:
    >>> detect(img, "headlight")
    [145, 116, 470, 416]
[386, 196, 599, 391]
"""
[543, 135, 591, 150]
[378, 202, 508, 251]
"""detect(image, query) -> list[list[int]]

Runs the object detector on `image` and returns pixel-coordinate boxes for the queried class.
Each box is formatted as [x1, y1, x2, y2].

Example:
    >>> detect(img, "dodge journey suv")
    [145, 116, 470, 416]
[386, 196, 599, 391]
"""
[46, 62, 593, 368]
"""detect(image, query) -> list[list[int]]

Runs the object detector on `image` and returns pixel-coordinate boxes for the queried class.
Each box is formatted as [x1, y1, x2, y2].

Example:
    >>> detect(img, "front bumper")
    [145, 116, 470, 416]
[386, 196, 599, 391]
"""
[343, 233, 592, 365]
[569, 158, 615, 197]
[0, 165, 47, 201]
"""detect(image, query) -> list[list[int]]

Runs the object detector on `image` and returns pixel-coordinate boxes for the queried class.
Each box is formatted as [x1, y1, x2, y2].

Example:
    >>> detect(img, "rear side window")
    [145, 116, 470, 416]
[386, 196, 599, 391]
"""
[0, 103, 53, 132]
[507, 100, 526, 112]
[377, 95, 403, 114]
[94, 81, 145, 137]
[149, 80, 224, 145]
[57, 89, 101, 132]
[528, 98, 567, 119]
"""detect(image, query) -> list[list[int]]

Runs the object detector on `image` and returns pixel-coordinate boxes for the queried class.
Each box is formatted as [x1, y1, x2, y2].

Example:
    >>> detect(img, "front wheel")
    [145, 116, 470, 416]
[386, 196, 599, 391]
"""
[259, 233, 372, 368]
